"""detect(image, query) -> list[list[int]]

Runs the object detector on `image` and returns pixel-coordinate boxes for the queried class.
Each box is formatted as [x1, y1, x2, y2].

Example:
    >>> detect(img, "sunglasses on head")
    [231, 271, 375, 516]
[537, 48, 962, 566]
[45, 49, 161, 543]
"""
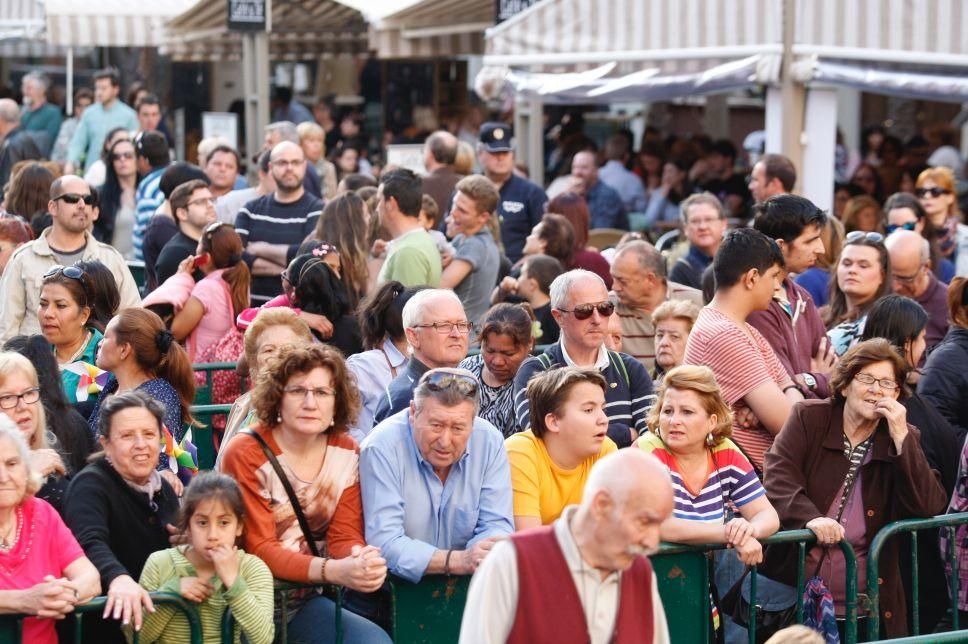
[53, 193, 95, 206]
[557, 301, 615, 320]
[885, 222, 917, 234]
[421, 370, 480, 397]
[845, 231, 884, 245]
[915, 187, 951, 199]
[44, 264, 91, 298]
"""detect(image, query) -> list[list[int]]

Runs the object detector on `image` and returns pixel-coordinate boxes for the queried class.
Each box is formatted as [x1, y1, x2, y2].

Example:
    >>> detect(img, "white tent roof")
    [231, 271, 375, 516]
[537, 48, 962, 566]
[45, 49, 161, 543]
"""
[369, 0, 491, 59]
[45, 0, 195, 47]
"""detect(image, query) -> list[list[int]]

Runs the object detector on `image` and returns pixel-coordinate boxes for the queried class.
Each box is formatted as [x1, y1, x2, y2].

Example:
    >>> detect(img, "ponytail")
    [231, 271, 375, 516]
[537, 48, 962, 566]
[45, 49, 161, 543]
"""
[221, 260, 251, 319]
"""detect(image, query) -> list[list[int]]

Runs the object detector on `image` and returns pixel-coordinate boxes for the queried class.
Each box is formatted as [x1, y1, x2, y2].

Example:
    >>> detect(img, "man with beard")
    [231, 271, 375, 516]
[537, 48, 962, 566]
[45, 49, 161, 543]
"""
[0, 175, 141, 340]
[236, 141, 322, 303]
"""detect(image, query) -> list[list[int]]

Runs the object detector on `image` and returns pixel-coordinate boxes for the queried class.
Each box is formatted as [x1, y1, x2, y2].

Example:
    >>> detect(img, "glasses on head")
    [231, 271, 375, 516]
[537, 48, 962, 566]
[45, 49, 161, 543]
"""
[0, 387, 40, 409]
[885, 222, 917, 234]
[412, 321, 473, 334]
[915, 187, 950, 199]
[283, 385, 336, 401]
[44, 265, 90, 299]
[853, 372, 899, 392]
[845, 231, 884, 245]
[204, 221, 228, 237]
[53, 193, 95, 206]
[188, 197, 216, 208]
[421, 370, 480, 397]
[557, 301, 615, 320]
[111, 151, 135, 161]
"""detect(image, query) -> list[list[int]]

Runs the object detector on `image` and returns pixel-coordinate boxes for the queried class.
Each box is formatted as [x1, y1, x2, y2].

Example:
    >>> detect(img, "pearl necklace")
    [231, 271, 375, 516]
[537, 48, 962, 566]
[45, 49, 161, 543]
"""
[0, 507, 23, 553]
[58, 330, 92, 366]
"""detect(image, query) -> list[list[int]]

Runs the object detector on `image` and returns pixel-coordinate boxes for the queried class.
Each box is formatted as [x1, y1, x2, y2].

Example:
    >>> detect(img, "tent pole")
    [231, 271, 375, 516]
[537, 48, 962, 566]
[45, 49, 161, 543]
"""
[528, 96, 543, 186]
[779, 0, 804, 190]
[66, 47, 74, 116]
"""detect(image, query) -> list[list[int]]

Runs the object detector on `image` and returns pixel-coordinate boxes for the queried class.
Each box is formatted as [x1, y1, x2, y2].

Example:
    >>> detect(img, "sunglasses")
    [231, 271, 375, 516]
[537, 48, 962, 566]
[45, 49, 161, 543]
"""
[915, 187, 951, 199]
[885, 222, 917, 234]
[53, 193, 95, 206]
[557, 301, 615, 320]
[111, 151, 135, 161]
[44, 264, 91, 299]
[845, 231, 884, 245]
[421, 370, 480, 397]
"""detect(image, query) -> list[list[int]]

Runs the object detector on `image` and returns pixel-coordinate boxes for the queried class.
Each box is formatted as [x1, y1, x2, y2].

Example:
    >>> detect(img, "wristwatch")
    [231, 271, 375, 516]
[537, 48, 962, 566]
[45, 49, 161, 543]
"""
[801, 373, 817, 390]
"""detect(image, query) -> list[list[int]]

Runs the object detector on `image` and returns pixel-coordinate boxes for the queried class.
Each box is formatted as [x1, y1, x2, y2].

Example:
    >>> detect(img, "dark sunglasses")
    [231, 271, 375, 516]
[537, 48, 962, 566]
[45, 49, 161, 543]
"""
[44, 264, 91, 299]
[915, 187, 951, 199]
[845, 231, 884, 245]
[111, 151, 135, 161]
[885, 222, 917, 234]
[557, 301, 615, 320]
[53, 193, 95, 206]
[421, 370, 480, 397]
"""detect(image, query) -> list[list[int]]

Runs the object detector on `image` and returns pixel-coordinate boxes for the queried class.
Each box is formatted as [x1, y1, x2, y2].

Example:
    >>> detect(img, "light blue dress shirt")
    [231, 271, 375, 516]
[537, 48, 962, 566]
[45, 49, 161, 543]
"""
[359, 409, 514, 583]
[346, 339, 408, 443]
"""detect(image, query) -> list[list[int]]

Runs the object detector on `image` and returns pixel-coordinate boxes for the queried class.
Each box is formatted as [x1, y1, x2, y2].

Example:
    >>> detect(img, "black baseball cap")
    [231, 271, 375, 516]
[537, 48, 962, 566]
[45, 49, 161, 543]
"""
[479, 122, 514, 153]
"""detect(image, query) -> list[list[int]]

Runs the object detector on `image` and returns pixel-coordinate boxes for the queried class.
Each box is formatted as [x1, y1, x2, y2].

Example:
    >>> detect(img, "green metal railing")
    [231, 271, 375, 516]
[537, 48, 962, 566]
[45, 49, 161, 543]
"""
[867, 633, 968, 643]
[654, 530, 858, 644]
[193, 361, 242, 406]
[188, 403, 232, 470]
[866, 512, 968, 639]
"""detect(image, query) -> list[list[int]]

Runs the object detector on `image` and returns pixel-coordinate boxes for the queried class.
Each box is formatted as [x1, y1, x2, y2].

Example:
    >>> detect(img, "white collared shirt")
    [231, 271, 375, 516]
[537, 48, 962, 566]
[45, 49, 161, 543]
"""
[560, 340, 611, 371]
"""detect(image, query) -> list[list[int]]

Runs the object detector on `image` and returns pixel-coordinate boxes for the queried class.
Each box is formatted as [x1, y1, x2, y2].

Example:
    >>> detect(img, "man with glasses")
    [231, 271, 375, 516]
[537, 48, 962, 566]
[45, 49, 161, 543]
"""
[237, 141, 322, 304]
[610, 240, 702, 373]
[886, 230, 949, 351]
[750, 194, 836, 399]
[512, 270, 653, 448]
[154, 179, 217, 284]
[683, 228, 803, 472]
[360, 367, 513, 583]
[668, 193, 728, 290]
[0, 175, 141, 341]
[373, 289, 470, 424]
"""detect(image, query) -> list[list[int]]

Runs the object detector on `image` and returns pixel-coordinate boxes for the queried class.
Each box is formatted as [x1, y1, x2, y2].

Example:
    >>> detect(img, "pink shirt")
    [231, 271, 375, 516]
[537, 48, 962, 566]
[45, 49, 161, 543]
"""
[0, 496, 85, 644]
[191, 269, 235, 356]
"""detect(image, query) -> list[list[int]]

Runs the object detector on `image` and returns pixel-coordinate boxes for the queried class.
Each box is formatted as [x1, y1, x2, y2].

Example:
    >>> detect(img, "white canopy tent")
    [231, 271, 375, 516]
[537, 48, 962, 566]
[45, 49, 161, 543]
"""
[481, 0, 968, 209]
[368, 0, 491, 59]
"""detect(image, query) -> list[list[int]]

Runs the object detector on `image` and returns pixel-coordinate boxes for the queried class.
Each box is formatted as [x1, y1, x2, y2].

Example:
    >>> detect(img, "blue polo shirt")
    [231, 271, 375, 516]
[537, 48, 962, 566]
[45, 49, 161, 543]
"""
[497, 174, 547, 264]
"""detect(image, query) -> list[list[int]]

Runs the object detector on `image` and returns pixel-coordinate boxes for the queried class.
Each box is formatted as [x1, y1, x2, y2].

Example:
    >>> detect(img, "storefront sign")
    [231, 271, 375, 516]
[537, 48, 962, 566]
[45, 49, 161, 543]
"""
[228, 0, 267, 31]
[495, 0, 539, 23]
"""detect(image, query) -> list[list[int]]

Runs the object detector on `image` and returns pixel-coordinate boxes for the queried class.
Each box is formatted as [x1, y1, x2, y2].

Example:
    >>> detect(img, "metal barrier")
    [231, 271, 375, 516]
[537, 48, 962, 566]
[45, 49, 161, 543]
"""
[192, 361, 241, 406]
[866, 512, 968, 639]
[653, 530, 858, 644]
[867, 633, 968, 643]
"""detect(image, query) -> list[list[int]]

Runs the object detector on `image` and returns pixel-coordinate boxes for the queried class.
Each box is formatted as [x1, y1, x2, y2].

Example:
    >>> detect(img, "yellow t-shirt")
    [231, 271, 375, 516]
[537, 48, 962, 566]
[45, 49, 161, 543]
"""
[505, 430, 618, 525]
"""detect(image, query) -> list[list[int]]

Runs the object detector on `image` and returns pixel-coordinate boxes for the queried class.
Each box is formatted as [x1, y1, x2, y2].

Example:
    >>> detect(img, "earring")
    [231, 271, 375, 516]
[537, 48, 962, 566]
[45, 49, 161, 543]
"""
[654, 427, 661, 439]
[276, 413, 282, 424]
[330, 419, 335, 427]
[705, 432, 715, 446]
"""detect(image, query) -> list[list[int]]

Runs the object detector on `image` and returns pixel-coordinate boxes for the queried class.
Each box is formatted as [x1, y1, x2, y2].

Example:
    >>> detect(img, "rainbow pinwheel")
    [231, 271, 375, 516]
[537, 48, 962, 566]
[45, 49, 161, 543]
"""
[60, 362, 111, 402]
[161, 425, 199, 486]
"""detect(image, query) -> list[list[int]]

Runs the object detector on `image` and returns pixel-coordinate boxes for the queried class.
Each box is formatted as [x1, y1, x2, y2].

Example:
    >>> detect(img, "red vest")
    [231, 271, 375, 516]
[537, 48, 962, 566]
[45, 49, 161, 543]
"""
[506, 525, 656, 644]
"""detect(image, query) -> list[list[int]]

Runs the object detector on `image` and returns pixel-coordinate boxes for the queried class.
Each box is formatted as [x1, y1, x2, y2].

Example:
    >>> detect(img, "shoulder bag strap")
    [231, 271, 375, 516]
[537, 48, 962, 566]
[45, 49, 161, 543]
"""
[379, 347, 399, 379]
[241, 429, 321, 557]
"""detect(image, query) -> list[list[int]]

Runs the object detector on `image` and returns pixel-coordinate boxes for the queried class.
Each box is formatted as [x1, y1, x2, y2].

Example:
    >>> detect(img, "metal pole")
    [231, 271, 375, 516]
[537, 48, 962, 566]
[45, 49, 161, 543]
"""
[779, 0, 803, 191]
[66, 47, 74, 116]
[528, 96, 543, 186]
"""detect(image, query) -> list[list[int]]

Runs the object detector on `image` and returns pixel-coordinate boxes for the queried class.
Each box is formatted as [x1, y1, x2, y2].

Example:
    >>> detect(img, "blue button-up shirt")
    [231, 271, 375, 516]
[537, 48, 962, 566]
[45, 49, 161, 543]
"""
[359, 409, 514, 583]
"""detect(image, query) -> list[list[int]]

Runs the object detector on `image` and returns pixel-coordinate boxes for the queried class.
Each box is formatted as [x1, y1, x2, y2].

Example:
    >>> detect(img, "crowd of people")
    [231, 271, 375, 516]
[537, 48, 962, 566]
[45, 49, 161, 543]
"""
[0, 66, 966, 644]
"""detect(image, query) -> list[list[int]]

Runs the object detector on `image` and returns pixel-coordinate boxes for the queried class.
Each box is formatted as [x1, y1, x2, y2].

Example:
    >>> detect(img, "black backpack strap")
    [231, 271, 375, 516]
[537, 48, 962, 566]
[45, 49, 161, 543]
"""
[241, 429, 321, 558]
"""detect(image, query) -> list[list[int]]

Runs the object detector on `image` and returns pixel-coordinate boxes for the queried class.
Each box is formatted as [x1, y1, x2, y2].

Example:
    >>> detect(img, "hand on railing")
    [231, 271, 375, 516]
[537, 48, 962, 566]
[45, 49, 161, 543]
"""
[806, 517, 846, 546]
[104, 574, 155, 631]
[724, 517, 764, 565]
[21, 575, 78, 619]
[328, 545, 387, 593]
[178, 576, 214, 603]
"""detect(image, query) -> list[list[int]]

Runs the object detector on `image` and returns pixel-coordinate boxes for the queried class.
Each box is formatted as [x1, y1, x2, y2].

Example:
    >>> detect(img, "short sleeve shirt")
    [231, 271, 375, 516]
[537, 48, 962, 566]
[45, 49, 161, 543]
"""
[378, 227, 442, 288]
[452, 228, 500, 328]
[683, 307, 789, 469]
[191, 269, 234, 356]
[505, 430, 617, 525]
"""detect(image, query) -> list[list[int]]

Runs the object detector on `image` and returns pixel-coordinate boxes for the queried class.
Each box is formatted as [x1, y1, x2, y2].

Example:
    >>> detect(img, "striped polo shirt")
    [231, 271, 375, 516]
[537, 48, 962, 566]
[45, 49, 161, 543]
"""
[612, 281, 703, 373]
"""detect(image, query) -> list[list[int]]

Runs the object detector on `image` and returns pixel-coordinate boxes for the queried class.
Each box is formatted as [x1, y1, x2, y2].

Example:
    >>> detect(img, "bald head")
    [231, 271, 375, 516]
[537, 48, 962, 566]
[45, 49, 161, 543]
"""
[885, 229, 929, 265]
[614, 240, 666, 278]
[425, 130, 459, 166]
[0, 99, 20, 127]
[583, 449, 672, 509]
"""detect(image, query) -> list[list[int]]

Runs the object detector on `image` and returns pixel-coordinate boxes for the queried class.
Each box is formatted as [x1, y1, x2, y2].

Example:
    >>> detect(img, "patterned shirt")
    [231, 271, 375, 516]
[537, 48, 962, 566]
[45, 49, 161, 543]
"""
[612, 281, 703, 373]
[943, 440, 968, 611]
[460, 354, 516, 438]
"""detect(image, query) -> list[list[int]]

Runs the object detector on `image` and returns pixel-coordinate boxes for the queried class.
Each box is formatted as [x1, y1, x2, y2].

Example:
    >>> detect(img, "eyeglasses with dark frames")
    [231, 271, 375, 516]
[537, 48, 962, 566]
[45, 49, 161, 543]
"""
[0, 388, 40, 409]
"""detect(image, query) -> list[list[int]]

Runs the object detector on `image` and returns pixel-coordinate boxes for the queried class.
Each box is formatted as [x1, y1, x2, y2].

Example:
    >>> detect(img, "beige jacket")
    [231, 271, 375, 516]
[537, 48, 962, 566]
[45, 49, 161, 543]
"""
[0, 229, 142, 341]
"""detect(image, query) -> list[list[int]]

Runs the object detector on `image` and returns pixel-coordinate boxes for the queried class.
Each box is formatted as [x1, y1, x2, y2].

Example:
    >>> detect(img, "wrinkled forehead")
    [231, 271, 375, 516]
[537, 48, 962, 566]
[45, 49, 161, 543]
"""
[566, 277, 609, 307]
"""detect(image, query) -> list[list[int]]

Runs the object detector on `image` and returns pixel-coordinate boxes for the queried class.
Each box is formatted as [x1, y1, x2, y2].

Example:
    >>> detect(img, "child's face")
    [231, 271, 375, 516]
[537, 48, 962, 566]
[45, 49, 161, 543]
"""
[417, 209, 434, 231]
[188, 498, 242, 561]
[517, 266, 535, 298]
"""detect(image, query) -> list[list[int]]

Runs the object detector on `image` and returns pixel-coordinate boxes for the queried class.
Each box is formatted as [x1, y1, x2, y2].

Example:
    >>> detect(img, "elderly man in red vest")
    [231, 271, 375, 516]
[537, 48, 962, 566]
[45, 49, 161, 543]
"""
[459, 449, 674, 643]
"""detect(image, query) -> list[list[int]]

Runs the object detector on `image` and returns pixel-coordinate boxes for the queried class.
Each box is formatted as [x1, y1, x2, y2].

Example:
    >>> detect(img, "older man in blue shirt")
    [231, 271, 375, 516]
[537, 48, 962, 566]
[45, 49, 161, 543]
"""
[360, 368, 514, 583]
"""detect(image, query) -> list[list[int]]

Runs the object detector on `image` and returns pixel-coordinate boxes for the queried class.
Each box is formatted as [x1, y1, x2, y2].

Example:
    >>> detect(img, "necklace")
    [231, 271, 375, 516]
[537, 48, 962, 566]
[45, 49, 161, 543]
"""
[0, 507, 23, 553]
[59, 330, 92, 365]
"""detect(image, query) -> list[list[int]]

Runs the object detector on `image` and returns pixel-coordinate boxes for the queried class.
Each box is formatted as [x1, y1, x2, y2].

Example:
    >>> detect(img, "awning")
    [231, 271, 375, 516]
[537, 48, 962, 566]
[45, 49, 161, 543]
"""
[162, 0, 369, 62]
[0, 0, 61, 57]
[369, 0, 490, 59]
[45, 0, 195, 47]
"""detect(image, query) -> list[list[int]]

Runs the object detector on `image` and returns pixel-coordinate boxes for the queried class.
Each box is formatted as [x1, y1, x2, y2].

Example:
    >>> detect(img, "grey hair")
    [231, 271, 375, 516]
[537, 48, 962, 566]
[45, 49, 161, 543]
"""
[22, 71, 50, 91]
[96, 390, 166, 440]
[265, 121, 299, 144]
[679, 192, 725, 225]
[0, 99, 20, 125]
[412, 367, 481, 416]
[614, 240, 666, 279]
[0, 415, 42, 495]
[401, 289, 464, 328]
[549, 269, 606, 310]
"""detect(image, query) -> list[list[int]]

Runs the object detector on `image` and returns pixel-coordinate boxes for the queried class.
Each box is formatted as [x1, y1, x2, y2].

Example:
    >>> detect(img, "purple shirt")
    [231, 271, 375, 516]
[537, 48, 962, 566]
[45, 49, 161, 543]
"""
[915, 273, 950, 351]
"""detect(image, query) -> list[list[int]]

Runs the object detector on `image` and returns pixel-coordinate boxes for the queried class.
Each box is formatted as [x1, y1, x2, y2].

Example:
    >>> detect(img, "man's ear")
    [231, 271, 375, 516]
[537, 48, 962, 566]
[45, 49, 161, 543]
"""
[743, 267, 760, 290]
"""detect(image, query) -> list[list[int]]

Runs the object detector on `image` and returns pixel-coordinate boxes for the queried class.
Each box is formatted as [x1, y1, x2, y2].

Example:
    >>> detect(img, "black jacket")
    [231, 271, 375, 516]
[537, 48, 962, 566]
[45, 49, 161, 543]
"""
[373, 357, 430, 425]
[918, 326, 968, 448]
[0, 127, 44, 192]
[63, 458, 179, 643]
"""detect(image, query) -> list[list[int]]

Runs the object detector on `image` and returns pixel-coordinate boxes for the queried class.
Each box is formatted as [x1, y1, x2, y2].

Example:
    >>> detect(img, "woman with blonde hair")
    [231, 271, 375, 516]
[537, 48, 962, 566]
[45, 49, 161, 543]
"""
[298, 121, 337, 200]
[638, 365, 779, 563]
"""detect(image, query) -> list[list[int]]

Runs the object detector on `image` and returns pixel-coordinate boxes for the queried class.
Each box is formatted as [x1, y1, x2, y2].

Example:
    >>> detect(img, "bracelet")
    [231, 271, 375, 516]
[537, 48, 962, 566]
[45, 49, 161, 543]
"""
[783, 385, 800, 393]
[444, 550, 453, 575]
[320, 557, 329, 584]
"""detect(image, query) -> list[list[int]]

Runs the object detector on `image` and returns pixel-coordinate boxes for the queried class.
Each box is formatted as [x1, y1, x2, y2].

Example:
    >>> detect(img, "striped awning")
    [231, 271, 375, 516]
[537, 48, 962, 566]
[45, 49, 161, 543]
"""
[45, 0, 195, 47]
[369, 0, 491, 59]
[162, 0, 369, 62]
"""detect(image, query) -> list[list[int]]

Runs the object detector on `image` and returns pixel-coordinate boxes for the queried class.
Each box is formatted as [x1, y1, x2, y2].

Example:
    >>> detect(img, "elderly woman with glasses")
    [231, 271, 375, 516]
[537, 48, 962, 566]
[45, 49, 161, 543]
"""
[219, 344, 390, 644]
[823, 231, 893, 356]
[763, 339, 946, 639]
[0, 415, 100, 644]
